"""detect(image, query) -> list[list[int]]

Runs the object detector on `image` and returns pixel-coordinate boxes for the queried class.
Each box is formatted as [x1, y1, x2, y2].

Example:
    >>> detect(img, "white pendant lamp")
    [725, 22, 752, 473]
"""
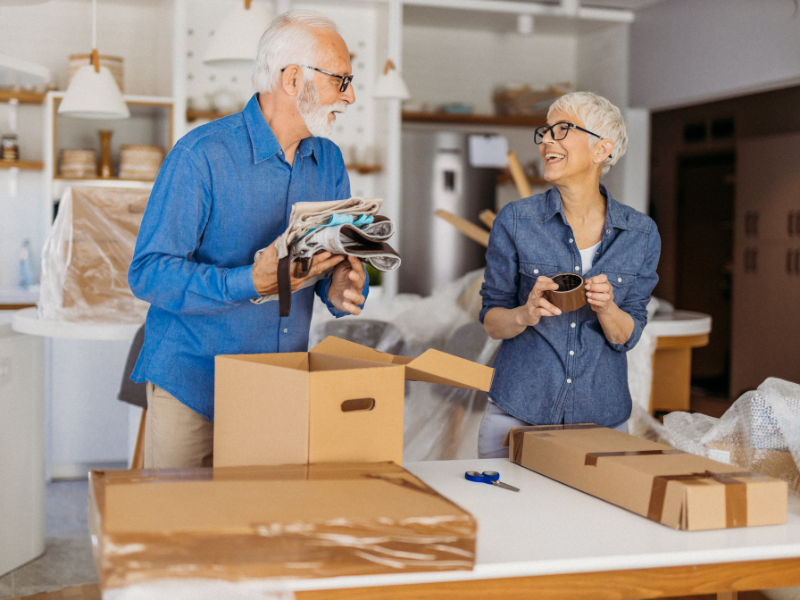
[374, 60, 410, 101]
[58, 0, 129, 119]
[203, 0, 272, 67]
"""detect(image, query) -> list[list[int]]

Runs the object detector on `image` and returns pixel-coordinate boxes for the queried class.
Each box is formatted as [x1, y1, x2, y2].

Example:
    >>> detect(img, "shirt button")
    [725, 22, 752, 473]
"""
[575, 267, 580, 271]
[283, 328, 288, 333]
[569, 238, 574, 243]
[566, 378, 572, 384]
[569, 350, 574, 356]
[606, 229, 610, 234]
[570, 322, 576, 328]
[533, 269, 539, 274]
[617, 277, 622, 282]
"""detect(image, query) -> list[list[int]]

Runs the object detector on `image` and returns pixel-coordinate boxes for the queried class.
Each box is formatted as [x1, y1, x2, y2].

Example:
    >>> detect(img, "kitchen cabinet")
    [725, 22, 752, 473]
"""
[730, 132, 800, 396]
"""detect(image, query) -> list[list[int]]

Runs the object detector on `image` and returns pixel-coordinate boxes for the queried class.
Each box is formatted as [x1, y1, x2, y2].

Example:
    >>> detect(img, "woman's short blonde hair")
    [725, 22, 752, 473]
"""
[548, 91, 627, 176]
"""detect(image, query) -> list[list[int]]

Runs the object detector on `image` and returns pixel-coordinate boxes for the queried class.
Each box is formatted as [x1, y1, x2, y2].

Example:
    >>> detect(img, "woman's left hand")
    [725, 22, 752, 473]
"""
[585, 274, 615, 314]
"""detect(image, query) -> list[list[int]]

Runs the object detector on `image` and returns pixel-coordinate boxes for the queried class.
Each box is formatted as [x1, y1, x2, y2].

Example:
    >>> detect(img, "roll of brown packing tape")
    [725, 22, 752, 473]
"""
[543, 273, 587, 312]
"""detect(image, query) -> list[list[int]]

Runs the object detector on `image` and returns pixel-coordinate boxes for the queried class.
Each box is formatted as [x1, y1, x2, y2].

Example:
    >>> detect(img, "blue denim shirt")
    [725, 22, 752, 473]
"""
[479, 185, 660, 428]
[129, 94, 366, 420]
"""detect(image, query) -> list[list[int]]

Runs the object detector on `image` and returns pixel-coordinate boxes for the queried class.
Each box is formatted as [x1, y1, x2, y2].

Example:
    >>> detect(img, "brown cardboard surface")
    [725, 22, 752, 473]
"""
[90, 463, 476, 589]
[310, 336, 494, 391]
[509, 425, 788, 531]
[215, 337, 495, 468]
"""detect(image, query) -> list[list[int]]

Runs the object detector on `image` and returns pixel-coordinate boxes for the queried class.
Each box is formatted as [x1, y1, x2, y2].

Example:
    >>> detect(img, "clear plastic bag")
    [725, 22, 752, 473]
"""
[39, 186, 150, 324]
[664, 377, 800, 494]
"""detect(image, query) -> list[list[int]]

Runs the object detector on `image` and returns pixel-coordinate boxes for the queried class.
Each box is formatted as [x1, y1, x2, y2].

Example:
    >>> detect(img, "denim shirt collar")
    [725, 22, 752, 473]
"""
[544, 183, 631, 232]
[243, 94, 319, 166]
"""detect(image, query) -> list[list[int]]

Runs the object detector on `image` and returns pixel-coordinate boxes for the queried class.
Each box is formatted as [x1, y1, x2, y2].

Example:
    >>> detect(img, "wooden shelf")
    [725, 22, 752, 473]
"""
[186, 109, 233, 122]
[346, 163, 382, 175]
[402, 111, 547, 127]
[53, 176, 155, 183]
[0, 90, 47, 104]
[0, 160, 44, 170]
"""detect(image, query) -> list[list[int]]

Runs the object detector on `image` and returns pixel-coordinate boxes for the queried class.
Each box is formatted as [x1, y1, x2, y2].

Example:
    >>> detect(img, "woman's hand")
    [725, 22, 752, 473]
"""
[518, 276, 562, 326]
[484, 276, 561, 340]
[585, 274, 615, 313]
[585, 274, 634, 344]
[328, 255, 366, 315]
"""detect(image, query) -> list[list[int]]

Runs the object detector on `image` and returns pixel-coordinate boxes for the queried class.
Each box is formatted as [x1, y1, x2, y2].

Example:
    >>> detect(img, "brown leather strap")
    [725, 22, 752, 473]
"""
[278, 255, 292, 317]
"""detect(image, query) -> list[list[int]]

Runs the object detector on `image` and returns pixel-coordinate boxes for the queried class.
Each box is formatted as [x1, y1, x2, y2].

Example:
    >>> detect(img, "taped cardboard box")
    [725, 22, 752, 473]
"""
[89, 462, 477, 591]
[507, 424, 787, 531]
[214, 336, 494, 468]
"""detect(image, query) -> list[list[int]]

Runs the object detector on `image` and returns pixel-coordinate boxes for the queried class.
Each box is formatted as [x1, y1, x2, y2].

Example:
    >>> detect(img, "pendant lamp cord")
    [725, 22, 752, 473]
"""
[91, 0, 100, 72]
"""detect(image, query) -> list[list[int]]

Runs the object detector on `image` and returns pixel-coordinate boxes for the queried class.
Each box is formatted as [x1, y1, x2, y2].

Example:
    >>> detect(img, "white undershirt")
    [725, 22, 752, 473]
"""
[579, 241, 601, 274]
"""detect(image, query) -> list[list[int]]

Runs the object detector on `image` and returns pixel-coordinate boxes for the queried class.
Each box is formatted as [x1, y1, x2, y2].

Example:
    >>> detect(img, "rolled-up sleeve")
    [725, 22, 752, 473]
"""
[610, 221, 661, 352]
[480, 203, 520, 323]
[128, 146, 258, 314]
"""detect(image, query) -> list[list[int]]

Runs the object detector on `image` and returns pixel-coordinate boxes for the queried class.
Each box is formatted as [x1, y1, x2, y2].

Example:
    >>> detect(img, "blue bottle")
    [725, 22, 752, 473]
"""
[19, 239, 34, 289]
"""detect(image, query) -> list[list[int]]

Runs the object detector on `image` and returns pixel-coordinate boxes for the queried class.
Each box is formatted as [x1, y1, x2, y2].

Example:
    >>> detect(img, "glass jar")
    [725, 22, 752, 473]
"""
[1, 134, 19, 162]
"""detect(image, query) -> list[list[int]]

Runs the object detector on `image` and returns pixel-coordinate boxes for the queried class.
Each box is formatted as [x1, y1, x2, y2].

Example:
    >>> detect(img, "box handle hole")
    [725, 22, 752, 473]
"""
[341, 398, 375, 412]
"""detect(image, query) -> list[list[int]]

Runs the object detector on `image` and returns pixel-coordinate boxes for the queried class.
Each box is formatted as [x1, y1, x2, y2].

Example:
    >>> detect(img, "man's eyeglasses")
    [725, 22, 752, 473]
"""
[281, 65, 354, 93]
[534, 122, 602, 145]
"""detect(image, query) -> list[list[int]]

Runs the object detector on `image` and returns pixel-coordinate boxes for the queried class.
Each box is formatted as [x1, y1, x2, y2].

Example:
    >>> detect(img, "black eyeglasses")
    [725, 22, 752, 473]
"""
[281, 65, 354, 93]
[534, 122, 602, 145]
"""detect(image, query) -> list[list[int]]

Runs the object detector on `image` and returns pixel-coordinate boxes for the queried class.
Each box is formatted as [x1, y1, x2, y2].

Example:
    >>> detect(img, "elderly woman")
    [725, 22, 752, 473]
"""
[478, 91, 660, 458]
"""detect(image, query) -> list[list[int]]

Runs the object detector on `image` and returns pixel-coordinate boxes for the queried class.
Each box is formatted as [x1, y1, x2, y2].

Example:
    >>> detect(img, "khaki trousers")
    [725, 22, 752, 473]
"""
[144, 383, 214, 468]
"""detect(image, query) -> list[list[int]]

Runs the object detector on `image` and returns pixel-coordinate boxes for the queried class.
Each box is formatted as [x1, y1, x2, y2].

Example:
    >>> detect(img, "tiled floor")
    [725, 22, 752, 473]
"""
[0, 481, 97, 599]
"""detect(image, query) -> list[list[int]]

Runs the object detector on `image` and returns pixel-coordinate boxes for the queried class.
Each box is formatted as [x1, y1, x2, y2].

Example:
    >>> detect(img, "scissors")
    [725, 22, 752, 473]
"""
[465, 470, 520, 492]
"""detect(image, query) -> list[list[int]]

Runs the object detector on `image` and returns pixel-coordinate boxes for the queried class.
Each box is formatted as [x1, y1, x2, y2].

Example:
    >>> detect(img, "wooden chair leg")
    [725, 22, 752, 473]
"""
[131, 409, 147, 469]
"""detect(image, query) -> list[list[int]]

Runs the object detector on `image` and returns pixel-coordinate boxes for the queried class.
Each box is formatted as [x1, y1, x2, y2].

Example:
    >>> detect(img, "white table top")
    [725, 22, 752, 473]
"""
[284, 458, 800, 593]
[11, 307, 142, 341]
[647, 310, 712, 338]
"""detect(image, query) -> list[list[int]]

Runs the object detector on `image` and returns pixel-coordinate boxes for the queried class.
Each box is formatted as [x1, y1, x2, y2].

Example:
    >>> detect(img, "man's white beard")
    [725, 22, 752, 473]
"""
[297, 78, 347, 138]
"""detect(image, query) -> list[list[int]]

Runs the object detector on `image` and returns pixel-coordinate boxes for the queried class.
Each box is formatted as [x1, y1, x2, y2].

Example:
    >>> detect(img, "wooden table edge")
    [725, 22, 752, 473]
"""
[295, 556, 800, 600]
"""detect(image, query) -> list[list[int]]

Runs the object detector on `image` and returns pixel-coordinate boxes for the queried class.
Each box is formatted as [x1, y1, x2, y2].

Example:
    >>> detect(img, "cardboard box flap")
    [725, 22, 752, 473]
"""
[405, 349, 494, 391]
[310, 336, 395, 364]
[311, 336, 494, 391]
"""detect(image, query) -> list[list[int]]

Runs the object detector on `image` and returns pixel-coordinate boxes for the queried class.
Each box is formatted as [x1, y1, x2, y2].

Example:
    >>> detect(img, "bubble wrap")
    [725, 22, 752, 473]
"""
[664, 378, 800, 494]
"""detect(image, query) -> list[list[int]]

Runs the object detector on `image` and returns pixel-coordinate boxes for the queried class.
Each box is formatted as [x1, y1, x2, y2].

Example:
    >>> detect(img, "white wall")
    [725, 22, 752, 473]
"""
[0, 0, 173, 96]
[403, 25, 577, 115]
[629, 0, 800, 110]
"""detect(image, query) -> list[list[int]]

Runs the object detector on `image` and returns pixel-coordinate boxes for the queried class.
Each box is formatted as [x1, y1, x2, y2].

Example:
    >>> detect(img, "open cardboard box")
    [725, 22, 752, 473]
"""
[507, 424, 788, 531]
[89, 462, 477, 590]
[214, 336, 494, 468]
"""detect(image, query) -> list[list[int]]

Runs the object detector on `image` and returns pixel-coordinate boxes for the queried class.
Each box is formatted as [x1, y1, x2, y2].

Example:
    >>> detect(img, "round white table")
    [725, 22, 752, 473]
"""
[12, 307, 142, 341]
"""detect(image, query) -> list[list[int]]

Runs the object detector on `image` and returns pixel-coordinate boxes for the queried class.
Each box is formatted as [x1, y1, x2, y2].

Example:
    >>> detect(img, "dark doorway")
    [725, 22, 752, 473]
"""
[676, 153, 735, 396]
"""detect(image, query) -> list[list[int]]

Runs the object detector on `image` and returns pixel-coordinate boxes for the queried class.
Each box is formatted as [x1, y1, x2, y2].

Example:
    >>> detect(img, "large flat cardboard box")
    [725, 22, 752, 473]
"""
[507, 424, 788, 530]
[89, 462, 477, 590]
[214, 336, 494, 468]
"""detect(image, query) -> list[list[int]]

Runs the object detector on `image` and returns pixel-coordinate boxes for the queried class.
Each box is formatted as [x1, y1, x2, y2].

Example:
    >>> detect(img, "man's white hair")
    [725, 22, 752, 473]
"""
[252, 10, 338, 94]
[548, 91, 628, 177]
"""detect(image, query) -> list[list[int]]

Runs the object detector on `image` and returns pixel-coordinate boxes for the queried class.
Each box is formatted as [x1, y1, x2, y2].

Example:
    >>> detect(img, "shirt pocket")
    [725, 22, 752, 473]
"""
[519, 262, 560, 303]
[603, 270, 637, 305]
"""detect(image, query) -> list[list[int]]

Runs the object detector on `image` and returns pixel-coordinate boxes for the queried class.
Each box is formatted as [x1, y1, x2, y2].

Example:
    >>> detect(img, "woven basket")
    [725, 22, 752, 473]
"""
[119, 145, 164, 180]
[60, 148, 96, 178]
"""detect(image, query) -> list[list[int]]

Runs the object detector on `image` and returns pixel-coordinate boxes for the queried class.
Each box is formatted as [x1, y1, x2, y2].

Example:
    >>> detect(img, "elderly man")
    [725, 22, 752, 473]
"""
[128, 10, 366, 469]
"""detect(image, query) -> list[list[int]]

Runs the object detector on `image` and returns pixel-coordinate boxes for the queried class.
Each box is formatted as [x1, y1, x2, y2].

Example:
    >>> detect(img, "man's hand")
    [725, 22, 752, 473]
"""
[516, 276, 562, 327]
[585, 274, 615, 314]
[328, 255, 366, 315]
[252, 240, 345, 296]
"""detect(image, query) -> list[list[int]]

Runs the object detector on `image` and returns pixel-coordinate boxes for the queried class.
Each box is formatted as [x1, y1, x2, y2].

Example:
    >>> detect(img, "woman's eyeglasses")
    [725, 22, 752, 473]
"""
[534, 122, 602, 145]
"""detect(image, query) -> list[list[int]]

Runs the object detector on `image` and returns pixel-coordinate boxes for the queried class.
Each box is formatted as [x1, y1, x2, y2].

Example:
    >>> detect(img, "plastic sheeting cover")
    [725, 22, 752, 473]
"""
[664, 378, 800, 494]
[39, 186, 150, 324]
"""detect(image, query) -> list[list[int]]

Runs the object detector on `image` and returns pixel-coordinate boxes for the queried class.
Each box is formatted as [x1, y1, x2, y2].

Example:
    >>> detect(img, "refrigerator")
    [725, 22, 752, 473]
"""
[399, 129, 497, 296]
